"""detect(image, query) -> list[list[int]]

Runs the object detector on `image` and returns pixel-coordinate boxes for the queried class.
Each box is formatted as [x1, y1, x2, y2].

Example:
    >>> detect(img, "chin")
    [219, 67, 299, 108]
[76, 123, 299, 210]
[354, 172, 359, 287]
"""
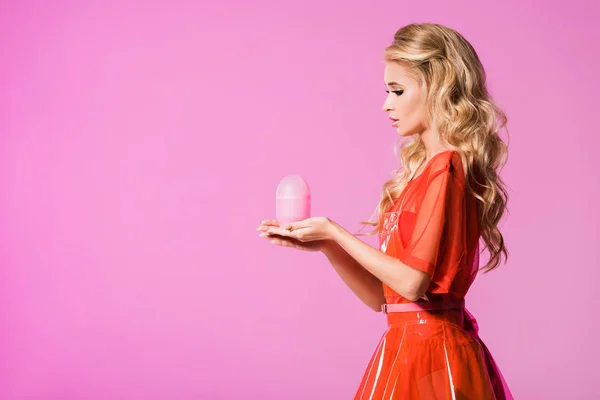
[396, 126, 421, 138]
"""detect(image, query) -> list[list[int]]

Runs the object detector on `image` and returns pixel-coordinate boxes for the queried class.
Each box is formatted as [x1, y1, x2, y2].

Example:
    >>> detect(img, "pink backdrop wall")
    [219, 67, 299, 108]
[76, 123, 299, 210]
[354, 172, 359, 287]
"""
[2, 1, 599, 399]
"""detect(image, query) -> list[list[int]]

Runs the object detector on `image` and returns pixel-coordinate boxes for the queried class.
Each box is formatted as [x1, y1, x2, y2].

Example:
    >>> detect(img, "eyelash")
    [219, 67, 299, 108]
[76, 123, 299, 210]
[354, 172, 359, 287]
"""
[386, 90, 404, 96]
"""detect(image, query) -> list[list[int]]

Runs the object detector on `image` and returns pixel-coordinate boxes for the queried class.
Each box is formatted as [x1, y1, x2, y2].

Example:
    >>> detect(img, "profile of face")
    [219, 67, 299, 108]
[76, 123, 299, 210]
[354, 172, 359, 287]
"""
[382, 62, 427, 137]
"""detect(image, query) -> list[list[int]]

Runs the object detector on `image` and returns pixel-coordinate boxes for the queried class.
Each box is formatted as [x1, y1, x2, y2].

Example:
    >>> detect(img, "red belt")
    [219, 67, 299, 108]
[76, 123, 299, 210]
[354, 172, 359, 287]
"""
[381, 299, 465, 314]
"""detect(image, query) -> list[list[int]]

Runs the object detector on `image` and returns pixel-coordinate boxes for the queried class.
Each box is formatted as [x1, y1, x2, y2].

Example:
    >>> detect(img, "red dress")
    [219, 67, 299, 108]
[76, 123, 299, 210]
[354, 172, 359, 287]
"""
[354, 151, 512, 399]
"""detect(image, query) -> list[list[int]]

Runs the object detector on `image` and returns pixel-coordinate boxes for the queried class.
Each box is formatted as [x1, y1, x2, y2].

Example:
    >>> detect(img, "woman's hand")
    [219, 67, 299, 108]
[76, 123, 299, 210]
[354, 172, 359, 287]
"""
[257, 217, 338, 252]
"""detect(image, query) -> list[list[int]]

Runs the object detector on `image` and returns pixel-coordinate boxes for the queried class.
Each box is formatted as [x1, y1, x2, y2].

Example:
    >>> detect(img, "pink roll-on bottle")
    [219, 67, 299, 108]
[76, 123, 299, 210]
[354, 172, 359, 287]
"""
[276, 175, 311, 227]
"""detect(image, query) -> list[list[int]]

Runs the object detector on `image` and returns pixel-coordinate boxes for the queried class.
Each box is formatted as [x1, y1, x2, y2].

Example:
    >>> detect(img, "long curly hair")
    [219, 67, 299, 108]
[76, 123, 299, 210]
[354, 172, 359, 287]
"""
[360, 23, 510, 273]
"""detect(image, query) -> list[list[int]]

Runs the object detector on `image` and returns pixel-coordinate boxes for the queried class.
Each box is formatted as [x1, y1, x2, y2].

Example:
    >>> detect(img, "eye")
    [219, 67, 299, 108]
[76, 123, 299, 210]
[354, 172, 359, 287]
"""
[385, 90, 404, 96]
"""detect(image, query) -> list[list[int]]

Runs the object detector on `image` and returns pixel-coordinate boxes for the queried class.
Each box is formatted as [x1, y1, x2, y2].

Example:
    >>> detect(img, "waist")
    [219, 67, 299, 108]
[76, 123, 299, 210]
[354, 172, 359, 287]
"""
[383, 299, 470, 328]
[382, 299, 465, 314]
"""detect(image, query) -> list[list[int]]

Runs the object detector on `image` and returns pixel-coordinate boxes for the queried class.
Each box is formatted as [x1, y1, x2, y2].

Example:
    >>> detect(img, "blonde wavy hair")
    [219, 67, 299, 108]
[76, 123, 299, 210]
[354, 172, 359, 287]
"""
[360, 23, 510, 273]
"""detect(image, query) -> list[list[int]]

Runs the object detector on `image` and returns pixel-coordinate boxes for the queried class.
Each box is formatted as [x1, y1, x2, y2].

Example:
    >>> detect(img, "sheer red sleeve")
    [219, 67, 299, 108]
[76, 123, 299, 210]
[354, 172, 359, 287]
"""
[393, 159, 466, 280]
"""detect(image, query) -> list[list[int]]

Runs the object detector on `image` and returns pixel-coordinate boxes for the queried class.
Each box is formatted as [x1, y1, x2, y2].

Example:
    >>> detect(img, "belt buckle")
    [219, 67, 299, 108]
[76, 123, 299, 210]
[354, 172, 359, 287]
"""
[381, 304, 388, 314]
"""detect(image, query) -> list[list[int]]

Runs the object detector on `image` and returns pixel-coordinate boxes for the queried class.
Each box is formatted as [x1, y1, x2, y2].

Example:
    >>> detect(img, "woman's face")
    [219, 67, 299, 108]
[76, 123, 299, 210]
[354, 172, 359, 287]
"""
[382, 62, 427, 137]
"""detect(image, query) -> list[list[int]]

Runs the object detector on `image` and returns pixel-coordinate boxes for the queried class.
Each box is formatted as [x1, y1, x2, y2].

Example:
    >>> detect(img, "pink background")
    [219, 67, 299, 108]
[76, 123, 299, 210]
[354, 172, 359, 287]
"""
[2, 1, 599, 399]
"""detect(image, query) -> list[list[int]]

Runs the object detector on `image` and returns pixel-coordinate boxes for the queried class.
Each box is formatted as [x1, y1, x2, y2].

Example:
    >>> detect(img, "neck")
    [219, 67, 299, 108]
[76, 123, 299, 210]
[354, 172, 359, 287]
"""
[418, 128, 450, 161]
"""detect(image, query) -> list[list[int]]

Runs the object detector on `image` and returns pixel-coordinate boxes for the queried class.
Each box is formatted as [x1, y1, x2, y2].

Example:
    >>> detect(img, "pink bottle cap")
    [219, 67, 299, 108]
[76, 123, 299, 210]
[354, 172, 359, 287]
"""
[276, 175, 311, 199]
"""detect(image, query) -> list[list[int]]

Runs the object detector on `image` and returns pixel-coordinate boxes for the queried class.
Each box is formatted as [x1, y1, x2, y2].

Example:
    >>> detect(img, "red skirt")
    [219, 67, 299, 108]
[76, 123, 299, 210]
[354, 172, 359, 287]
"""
[353, 305, 512, 399]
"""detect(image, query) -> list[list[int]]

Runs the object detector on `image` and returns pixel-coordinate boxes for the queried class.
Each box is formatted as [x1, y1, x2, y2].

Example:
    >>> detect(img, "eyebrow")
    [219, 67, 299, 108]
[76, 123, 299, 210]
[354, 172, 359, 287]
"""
[386, 81, 403, 87]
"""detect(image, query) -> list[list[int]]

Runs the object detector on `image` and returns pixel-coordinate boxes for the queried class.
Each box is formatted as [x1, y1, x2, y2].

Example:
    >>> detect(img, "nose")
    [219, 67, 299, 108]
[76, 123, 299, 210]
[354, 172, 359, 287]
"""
[382, 100, 392, 112]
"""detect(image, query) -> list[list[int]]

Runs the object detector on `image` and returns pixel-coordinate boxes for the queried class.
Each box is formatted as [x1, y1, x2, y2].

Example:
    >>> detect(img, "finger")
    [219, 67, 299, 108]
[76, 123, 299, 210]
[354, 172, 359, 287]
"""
[267, 230, 309, 244]
[260, 231, 289, 240]
[257, 220, 280, 231]
[260, 220, 280, 226]
[269, 236, 302, 249]
[268, 236, 289, 247]
[266, 227, 291, 237]
[285, 218, 311, 230]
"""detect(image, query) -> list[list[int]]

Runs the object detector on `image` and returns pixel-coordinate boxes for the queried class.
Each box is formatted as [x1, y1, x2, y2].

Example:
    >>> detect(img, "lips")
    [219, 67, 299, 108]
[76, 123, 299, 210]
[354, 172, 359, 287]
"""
[389, 116, 399, 126]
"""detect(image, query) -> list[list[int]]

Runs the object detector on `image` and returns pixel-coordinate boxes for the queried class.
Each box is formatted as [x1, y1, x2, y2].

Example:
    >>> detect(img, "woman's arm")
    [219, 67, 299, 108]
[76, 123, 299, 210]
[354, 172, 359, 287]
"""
[329, 222, 430, 302]
[320, 241, 386, 312]
[264, 216, 430, 304]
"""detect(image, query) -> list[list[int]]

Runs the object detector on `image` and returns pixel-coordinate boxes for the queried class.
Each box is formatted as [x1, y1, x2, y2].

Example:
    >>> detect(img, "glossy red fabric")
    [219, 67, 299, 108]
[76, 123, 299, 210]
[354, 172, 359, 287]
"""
[354, 151, 512, 399]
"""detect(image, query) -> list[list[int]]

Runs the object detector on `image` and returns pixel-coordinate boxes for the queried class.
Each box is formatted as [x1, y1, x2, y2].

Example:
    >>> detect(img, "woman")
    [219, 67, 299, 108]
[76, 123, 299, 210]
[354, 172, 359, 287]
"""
[258, 23, 512, 399]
